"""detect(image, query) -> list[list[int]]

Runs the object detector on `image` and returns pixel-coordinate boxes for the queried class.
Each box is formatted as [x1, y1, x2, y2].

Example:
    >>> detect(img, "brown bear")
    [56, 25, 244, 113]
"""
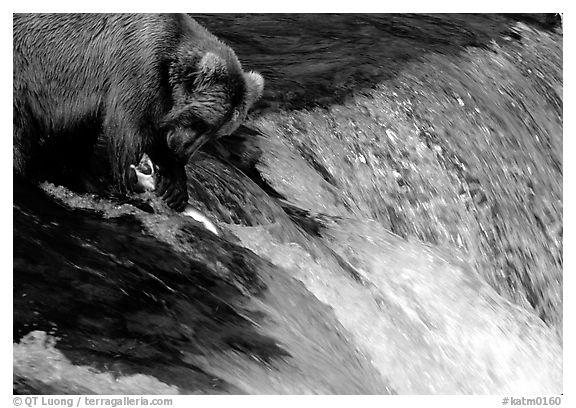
[13, 13, 264, 211]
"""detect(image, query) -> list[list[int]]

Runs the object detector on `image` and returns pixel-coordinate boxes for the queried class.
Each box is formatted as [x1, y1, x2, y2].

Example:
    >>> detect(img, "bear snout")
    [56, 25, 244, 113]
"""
[167, 128, 213, 164]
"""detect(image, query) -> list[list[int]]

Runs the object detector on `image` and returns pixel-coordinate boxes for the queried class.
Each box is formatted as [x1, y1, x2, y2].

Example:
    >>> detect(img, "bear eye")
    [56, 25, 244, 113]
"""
[183, 76, 197, 94]
[190, 117, 210, 135]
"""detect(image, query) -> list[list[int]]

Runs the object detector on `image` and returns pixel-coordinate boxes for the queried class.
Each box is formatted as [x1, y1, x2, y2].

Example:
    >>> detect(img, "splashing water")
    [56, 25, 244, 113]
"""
[14, 14, 562, 394]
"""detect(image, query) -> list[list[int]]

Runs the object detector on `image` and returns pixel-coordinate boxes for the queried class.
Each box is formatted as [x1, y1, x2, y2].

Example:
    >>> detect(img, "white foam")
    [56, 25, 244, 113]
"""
[183, 206, 219, 236]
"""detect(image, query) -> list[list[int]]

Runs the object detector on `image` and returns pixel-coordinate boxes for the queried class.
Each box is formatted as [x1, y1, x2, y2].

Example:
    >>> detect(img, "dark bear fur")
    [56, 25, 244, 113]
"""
[13, 13, 264, 211]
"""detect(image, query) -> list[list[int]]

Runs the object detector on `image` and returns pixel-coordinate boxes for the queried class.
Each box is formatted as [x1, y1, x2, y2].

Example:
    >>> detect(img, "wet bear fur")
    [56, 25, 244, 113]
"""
[13, 13, 264, 210]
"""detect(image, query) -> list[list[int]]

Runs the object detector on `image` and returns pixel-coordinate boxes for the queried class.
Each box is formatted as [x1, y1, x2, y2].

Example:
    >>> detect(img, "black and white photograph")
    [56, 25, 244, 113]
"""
[12, 10, 565, 400]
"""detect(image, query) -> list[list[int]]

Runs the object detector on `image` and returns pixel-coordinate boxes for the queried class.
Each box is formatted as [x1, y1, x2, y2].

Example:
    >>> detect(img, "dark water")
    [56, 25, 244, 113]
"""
[13, 14, 562, 394]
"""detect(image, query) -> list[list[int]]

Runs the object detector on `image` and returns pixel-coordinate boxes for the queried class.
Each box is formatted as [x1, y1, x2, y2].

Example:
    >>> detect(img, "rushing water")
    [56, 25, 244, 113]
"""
[13, 14, 562, 394]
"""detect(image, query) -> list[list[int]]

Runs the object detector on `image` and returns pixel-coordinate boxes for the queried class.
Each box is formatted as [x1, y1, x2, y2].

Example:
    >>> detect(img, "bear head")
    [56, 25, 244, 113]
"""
[163, 45, 264, 164]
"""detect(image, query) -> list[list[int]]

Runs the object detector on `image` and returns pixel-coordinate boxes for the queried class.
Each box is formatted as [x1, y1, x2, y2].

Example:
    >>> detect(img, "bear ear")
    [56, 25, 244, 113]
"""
[198, 52, 228, 81]
[244, 71, 265, 107]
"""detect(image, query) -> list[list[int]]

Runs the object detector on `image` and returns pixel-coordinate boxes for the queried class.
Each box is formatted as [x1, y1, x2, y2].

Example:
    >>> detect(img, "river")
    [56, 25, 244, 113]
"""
[13, 13, 562, 394]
